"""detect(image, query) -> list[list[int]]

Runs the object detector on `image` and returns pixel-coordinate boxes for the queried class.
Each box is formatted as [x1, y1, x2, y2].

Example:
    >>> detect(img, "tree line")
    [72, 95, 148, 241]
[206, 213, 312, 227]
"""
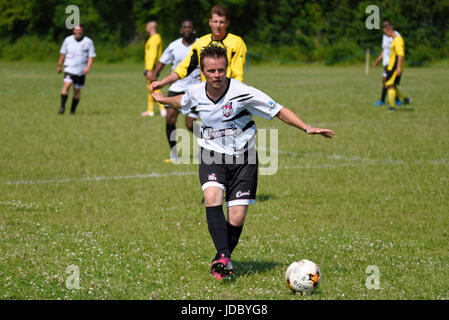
[1, 0, 448, 64]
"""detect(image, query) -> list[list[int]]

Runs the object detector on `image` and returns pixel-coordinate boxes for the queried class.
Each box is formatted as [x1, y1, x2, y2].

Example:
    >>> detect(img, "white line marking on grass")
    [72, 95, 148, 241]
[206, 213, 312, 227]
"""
[4, 171, 197, 185]
[3, 157, 447, 186]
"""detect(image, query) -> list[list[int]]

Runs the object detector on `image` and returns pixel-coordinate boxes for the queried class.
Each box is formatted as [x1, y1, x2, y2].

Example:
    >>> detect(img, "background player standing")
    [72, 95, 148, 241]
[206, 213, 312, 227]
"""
[383, 22, 411, 111]
[152, 45, 335, 280]
[57, 25, 95, 115]
[151, 19, 201, 163]
[141, 21, 166, 117]
[372, 20, 401, 107]
[150, 5, 247, 92]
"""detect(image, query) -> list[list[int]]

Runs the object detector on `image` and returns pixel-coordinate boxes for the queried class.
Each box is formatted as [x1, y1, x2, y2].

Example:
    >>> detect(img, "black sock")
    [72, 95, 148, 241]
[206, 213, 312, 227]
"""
[166, 123, 177, 150]
[60, 94, 68, 109]
[206, 205, 230, 259]
[70, 98, 79, 113]
[227, 222, 243, 254]
[381, 86, 387, 102]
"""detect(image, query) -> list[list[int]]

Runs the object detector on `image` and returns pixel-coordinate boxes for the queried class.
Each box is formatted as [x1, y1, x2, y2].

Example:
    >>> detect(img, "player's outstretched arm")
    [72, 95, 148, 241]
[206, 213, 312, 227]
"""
[151, 91, 183, 109]
[150, 72, 180, 91]
[275, 107, 335, 139]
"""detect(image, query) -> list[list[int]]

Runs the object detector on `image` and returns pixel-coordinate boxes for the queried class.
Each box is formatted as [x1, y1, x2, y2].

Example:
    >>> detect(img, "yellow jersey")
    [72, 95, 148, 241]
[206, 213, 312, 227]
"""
[174, 33, 247, 82]
[387, 36, 405, 72]
[145, 33, 163, 71]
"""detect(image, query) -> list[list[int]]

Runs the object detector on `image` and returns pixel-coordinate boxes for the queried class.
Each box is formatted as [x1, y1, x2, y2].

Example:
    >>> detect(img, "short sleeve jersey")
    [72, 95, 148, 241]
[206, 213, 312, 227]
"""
[145, 33, 163, 71]
[180, 78, 283, 156]
[387, 35, 405, 72]
[159, 38, 201, 92]
[60, 35, 96, 76]
[381, 30, 400, 67]
[175, 33, 247, 82]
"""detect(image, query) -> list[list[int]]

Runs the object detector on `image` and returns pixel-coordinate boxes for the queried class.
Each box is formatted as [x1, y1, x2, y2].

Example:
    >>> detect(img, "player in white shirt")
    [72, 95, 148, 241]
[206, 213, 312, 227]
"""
[152, 44, 335, 280]
[57, 25, 96, 114]
[151, 20, 201, 163]
[372, 20, 400, 106]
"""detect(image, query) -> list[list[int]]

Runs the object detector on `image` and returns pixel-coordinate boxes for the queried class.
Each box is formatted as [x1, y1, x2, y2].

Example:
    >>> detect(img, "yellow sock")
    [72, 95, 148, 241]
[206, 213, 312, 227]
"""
[396, 88, 405, 101]
[146, 82, 155, 113]
[146, 82, 165, 112]
[387, 88, 396, 107]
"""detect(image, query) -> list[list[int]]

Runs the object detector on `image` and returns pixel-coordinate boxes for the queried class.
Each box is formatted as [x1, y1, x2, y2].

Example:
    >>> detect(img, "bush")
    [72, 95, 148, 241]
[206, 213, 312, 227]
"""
[0, 36, 146, 64]
[407, 46, 439, 66]
[323, 40, 363, 65]
[0, 36, 59, 61]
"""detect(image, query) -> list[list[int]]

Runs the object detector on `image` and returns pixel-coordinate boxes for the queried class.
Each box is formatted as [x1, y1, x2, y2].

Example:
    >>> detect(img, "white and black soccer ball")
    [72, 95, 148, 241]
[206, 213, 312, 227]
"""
[285, 259, 321, 295]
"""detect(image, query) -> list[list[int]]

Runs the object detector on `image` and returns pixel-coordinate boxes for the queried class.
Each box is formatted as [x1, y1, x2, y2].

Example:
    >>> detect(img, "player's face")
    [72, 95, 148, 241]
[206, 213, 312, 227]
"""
[73, 26, 83, 39]
[209, 14, 229, 38]
[201, 56, 227, 90]
[382, 23, 392, 36]
[180, 21, 194, 39]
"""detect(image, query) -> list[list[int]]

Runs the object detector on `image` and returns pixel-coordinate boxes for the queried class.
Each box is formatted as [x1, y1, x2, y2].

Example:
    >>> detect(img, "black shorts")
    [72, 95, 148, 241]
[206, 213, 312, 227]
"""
[385, 67, 401, 86]
[64, 73, 86, 89]
[168, 90, 198, 118]
[199, 148, 258, 207]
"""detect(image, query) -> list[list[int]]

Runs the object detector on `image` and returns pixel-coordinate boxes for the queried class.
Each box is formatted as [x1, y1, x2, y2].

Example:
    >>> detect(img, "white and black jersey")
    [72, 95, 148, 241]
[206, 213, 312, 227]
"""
[159, 38, 201, 93]
[180, 78, 283, 156]
[60, 35, 96, 76]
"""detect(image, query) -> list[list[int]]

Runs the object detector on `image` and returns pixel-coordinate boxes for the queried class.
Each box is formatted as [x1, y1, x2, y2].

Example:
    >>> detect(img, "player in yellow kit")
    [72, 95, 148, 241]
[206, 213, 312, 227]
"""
[142, 21, 166, 117]
[150, 5, 247, 91]
[383, 21, 411, 111]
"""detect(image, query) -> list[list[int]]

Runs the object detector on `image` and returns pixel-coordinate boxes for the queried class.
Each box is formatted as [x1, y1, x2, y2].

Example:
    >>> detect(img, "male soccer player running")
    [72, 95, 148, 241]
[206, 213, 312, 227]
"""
[57, 25, 96, 115]
[150, 5, 247, 92]
[383, 22, 411, 111]
[151, 19, 201, 163]
[152, 45, 335, 280]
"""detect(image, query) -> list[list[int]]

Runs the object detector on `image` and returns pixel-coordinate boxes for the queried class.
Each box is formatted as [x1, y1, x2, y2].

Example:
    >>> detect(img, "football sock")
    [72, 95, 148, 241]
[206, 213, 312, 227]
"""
[227, 222, 243, 254]
[146, 82, 155, 112]
[70, 98, 79, 114]
[387, 88, 396, 107]
[381, 86, 387, 103]
[396, 88, 405, 101]
[166, 123, 177, 151]
[206, 205, 231, 259]
[60, 94, 68, 109]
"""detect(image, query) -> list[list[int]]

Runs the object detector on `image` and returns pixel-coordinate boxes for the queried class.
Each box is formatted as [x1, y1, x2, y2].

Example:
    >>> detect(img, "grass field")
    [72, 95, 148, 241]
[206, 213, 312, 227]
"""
[0, 61, 448, 300]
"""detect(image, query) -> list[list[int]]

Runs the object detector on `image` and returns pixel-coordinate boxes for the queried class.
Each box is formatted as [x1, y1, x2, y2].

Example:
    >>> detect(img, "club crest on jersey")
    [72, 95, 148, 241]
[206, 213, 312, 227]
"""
[222, 101, 233, 118]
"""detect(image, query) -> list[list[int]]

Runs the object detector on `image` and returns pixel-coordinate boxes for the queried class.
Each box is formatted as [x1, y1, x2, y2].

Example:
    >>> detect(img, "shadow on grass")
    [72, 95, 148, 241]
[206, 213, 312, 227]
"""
[256, 193, 277, 202]
[230, 260, 279, 279]
[399, 107, 414, 112]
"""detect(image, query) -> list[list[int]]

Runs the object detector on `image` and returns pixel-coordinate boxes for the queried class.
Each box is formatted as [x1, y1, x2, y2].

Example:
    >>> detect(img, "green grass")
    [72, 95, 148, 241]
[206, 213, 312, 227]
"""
[0, 61, 448, 300]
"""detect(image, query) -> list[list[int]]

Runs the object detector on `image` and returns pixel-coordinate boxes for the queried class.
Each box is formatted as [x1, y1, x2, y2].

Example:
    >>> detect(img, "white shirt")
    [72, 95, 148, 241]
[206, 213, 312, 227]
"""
[60, 35, 96, 76]
[159, 38, 201, 92]
[382, 30, 400, 67]
[181, 78, 283, 156]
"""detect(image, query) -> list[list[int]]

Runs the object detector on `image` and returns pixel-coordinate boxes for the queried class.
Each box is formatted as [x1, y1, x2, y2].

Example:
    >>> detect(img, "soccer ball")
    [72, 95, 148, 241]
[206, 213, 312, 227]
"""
[285, 259, 321, 295]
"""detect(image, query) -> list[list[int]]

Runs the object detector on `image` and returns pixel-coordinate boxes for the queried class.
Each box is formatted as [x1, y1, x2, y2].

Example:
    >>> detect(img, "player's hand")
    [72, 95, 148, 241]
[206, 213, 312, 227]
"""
[145, 71, 154, 81]
[305, 127, 336, 139]
[57, 66, 62, 73]
[396, 68, 402, 77]
[372, 61, 378, 68]
[148, 72, 157, 82]
[82, 67, 90, 75]
[151, 91, 164, 102]
[150, 81, 163, 92]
